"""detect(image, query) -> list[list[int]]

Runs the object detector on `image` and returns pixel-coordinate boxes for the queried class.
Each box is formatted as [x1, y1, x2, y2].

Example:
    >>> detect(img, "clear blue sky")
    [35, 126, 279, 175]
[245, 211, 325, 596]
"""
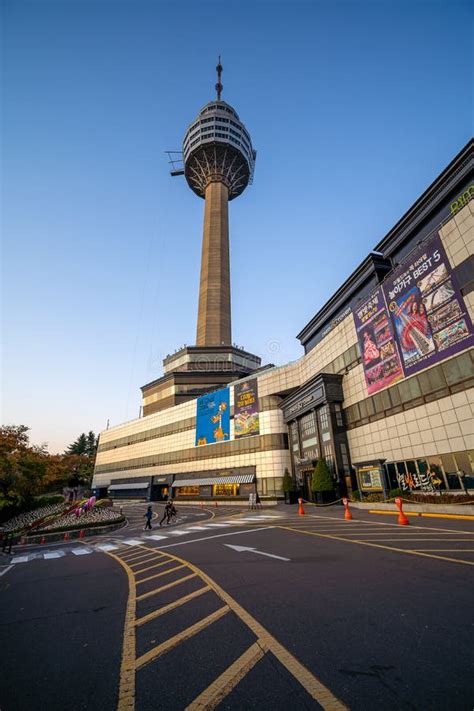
[2, 0, 472, 453]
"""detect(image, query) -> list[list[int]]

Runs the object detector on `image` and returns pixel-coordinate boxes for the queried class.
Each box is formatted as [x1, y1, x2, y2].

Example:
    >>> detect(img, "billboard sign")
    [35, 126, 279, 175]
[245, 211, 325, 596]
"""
[234, 379, 260, 438]
[382, 235, 474, 377]
[195, 388, 230, 446]
[353, 287, 404, 394]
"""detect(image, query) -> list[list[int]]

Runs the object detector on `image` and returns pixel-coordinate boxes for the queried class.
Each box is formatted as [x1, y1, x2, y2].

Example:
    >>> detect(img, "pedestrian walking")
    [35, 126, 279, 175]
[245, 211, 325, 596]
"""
[159, 501, 173, 526]
[144, 505, 153, 530]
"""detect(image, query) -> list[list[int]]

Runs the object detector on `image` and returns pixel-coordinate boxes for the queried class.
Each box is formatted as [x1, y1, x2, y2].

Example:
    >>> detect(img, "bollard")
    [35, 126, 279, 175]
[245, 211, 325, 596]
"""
[395, 497, 409, 526]
[64, 532, 70, 541]
[79, 529, 85, 539]
[214, 501, 218, 508]
[40, 536, 46, 545]
[342, 497, 353, 520]
[20, 536, 27, 545]
[298, 498, 305, 516]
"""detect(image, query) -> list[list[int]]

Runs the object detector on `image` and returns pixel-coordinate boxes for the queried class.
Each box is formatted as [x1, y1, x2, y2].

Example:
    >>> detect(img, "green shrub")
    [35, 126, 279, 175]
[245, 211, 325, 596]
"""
[388, 488, 403, 499]
[95, 498, 113, 508]
[350, 490, 361, 501]
[365, 493, 385, 503]
[282, 470, 296, 493]
[311, 459, 335, 493]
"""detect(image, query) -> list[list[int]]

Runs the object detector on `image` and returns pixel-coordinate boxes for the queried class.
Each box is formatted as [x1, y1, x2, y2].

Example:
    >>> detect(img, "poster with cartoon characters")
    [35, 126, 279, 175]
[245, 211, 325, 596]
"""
[195, 388, 230, 446]
[234, 379, 260, 438]
[382, 235, 474, 377]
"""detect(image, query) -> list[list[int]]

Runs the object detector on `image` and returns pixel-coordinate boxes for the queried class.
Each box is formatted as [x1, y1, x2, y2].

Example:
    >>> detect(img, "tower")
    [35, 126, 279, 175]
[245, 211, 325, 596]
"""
[141, 61, 262, 416]
[183, 58, 256, 346]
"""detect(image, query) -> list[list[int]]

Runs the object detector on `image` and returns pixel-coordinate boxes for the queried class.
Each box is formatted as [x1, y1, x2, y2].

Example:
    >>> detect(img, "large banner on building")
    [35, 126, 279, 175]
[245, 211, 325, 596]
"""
[234, 379, 260, 438]
[353, 287, 404, 394]
[195, 388, 230, 446]
[382, 234, 474, 377]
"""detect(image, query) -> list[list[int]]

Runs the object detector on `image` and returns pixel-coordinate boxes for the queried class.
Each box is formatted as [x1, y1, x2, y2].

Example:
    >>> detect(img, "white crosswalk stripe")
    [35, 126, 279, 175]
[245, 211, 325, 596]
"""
[71, 548, 93, 555]
[43, 551, 65, 559]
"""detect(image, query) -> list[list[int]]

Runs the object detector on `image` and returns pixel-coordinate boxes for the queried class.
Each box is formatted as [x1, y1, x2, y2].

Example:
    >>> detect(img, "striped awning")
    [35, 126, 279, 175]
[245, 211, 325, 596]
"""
[172, 474, 255, 487]
[108, 482, 149, 491]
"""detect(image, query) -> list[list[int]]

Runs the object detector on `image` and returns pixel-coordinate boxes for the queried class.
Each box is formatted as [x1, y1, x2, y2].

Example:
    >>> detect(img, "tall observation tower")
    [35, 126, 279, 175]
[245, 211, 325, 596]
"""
[183, 59, 256, 346]
[140, 61, 262, 416]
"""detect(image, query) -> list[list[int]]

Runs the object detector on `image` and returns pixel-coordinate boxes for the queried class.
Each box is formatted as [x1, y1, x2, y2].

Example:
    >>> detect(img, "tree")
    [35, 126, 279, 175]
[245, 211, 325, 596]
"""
[65, 433, 88, 456]
[0, 425, 46, 513]
[311, 458, 335, 502]
[65, 431, 98, 458]
[282, 469, 296, 493]
[85, 431, 98, 459]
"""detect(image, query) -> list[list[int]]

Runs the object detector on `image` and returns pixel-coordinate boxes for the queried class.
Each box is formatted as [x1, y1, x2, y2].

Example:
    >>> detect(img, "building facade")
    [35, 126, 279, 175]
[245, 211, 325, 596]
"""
[92, 141, 473, 502]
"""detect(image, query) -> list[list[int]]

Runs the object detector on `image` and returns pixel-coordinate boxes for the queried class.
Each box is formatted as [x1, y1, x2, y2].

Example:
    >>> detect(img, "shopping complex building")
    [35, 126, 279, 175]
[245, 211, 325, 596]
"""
[92, 68, 473, 501]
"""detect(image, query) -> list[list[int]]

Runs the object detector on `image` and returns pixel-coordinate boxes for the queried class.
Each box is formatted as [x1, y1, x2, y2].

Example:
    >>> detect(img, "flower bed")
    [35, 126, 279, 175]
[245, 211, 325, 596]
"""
[37, 507, 122, 532]
[1, 503, 67, 533]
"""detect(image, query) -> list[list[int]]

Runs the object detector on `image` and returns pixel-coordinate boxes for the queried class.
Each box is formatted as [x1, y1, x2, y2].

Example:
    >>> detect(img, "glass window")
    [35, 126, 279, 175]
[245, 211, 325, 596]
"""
[340, 442, 350, 473]
[213, 484, 239, 497]
[334, 403, 344, 427]
[176, 486, 200, 497]
[318, 406, 329, 431]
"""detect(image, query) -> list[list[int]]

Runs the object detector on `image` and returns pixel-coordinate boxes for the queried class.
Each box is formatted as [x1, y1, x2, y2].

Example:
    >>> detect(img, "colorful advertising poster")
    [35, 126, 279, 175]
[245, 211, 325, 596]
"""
[382, 235, 474, 377]
[353, 287, 404, 394]
[234, 379, 260, 438]
[195, 388, 230, 446]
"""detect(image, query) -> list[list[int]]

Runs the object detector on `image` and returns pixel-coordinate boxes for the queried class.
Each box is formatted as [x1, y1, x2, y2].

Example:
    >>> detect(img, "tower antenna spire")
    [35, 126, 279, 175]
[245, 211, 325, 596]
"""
[215, 56, 223, 100]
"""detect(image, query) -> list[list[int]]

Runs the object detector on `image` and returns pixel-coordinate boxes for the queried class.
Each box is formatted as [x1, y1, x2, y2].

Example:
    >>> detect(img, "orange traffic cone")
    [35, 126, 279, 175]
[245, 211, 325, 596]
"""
[40, 536, 46, 544]
[343, 497, 353, 520]
[214, 501, 218, 508]
[395, 497, 409, 526]
[64, 532, 70, 541]
[200, 502, 204, 510]
[79, 529, 85, 539]
[298, 498, 305, 516]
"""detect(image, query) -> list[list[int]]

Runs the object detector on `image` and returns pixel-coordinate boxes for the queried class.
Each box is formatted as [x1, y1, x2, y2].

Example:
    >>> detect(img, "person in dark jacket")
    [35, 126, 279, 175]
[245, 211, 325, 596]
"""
[159, 500, 173, 526]
[144, 505, 153, 530]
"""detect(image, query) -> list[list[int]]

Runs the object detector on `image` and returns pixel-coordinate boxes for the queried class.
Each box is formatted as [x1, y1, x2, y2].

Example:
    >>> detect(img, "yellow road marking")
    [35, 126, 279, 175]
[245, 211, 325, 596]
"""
[422, 513, 474, 520]
[121, 550, 153, 563]
[136, 563, 186, 585]
[278, 526, 474, 567]
[136, 586, 211, 627]
[107, 552, 136, 711]
[351, 538, 474, 541]
[369, 510, 420, 517]
[135, 606, 229, 670]
[413, 548, 474, 552]
[185, 641, 264, 710]
[133, 559, 173, 575]
[136, 573, 197, 601]
[129, 553, 166, 567]
[157, 547, 348, 710]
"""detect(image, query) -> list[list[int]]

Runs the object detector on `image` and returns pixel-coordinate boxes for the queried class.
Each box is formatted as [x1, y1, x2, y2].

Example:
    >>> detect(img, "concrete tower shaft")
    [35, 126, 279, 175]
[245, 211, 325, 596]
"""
[196, 180, 231, 346]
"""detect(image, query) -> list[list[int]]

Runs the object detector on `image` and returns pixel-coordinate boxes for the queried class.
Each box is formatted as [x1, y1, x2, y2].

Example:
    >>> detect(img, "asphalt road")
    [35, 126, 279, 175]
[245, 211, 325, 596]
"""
[1, 503, 473, 711]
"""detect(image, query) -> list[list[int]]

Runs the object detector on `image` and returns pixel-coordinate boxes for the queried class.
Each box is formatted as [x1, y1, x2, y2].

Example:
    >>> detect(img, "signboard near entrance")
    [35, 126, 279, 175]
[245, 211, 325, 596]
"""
[358, 466, 383, 491]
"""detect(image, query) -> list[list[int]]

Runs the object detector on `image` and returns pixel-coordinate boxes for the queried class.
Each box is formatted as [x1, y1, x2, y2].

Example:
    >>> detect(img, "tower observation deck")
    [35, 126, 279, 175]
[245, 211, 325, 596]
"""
[183, 59, 257, 346]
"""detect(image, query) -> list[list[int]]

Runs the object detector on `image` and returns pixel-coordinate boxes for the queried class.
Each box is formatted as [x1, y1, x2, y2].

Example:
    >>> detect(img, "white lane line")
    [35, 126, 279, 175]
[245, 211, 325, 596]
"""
[11, 556, 30, 564]
[123, 539, 143, 546]
[71, 548, 93, 555]
[0, 565, 13, 577]
[155, 526, 274, 549]
[167, 530, 188, 536]
[203, 523, 229, 528]
[43, 551, 66, 560]
[146, 534, 168, 541]
[95, 544, 119, 552]
[185, 526, 208, 531]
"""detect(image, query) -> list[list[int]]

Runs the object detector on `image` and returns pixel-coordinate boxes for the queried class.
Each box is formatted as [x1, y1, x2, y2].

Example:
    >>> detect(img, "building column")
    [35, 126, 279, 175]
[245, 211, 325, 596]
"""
[196, 180, 231, 346]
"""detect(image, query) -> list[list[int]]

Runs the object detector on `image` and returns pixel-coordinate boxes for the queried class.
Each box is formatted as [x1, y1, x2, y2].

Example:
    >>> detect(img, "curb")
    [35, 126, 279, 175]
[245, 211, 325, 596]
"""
[368, 510, 474, 521]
